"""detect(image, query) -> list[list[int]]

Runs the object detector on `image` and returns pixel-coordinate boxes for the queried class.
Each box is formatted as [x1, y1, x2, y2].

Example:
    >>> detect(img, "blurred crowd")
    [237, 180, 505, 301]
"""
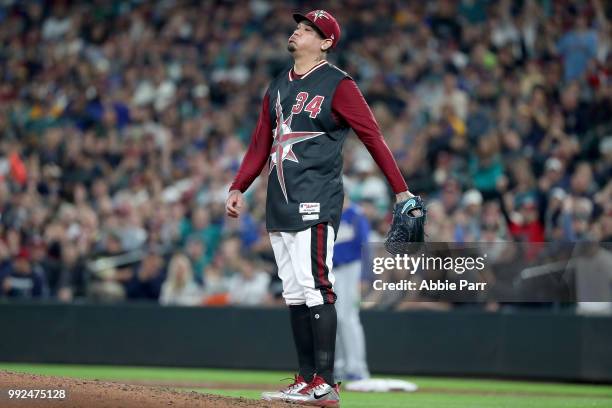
[0, 0, 610, 307]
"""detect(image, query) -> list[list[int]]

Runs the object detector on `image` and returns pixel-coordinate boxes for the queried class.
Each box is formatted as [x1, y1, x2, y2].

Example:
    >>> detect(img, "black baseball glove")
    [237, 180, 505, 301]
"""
[384, 196, 427, 255]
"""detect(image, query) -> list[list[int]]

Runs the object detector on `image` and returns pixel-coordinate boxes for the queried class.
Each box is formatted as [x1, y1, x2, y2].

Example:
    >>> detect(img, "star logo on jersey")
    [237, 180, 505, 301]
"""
[269, 91, 325, 203]
[312, 10, 329, 21]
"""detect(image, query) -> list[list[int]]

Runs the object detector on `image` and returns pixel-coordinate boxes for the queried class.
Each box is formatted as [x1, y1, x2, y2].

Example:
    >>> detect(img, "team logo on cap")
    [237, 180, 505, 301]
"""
[312, 10, 329, 21]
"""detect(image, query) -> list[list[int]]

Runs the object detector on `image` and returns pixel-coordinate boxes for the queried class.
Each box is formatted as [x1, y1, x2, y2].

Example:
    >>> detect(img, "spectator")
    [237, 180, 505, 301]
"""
[184, 236, 208, 284]
[126, 249, 166, 301]
[180, 206, 221, 261]
[221, 203, 261, 251]
[227, 256, 271, 306]
[561, 197, 595, 241]
[1, 248, 47, 299]
[160, 253, 203, 306]
[506, 195, 545, 243]
[0, 0, 609, 305]
[87, 231, 130, 302]
[349, 156, 390, 215]
[455, 189, 483, 242]
[469, 136, 504, 198]
[556, 15, 599, 82]
[431, 73, 469, 121]
[201, 257, 230, 305]
[55, 242, 86, 302]
[569, 162, 597, 198]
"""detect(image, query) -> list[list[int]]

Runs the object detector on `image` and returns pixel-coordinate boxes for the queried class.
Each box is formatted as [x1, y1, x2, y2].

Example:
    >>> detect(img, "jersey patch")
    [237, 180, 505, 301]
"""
[299, 202, 321, 214]
[302, 214, 320, 221]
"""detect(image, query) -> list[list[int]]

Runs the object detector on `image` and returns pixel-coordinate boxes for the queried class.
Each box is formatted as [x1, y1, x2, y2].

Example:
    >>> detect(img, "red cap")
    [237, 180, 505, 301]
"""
[293, 10, 341, 49]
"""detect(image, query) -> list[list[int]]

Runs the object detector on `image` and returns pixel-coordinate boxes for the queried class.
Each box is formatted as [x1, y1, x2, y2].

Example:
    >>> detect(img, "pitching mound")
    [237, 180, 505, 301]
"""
[0, 370, 296, 408]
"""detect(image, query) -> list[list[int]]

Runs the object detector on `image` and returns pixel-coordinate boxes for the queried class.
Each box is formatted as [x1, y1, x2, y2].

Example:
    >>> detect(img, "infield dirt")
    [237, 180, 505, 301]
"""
[0, 370, 299, 408]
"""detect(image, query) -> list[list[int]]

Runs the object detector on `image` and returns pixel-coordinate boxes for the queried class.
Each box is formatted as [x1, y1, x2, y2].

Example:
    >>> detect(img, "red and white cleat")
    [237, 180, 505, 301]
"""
[282, 374, 340, 407]
[261, 374, 309, 402]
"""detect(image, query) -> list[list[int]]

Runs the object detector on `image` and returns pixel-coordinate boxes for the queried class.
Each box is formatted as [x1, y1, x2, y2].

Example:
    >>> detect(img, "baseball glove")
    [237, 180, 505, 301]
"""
[384, 196, 427, 255]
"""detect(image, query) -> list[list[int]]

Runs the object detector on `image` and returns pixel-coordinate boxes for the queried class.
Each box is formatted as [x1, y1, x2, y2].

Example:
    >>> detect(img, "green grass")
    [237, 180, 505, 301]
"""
[1, 363, 611, 408]
[193, 389, 612, 408]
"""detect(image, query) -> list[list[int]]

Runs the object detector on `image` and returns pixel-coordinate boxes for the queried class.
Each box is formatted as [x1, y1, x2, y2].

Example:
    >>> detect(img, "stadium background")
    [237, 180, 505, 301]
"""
[0, 0, 611, 407]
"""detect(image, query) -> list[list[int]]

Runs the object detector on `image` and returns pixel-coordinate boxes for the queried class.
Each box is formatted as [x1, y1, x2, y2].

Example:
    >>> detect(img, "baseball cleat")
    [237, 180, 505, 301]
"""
[282, 374, 340, 407]
[261, 374, 308, 401]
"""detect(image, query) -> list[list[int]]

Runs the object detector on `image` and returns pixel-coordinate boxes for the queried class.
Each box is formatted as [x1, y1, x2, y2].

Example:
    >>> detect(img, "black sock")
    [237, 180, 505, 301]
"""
[310, 304, 337, 385]
[289, 304, 315, 382]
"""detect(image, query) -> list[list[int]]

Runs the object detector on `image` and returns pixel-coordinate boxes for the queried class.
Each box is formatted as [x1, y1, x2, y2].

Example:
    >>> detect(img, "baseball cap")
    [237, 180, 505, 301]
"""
[545, 157, 562, 172]
[293, 10, 341, 48]
[463, 189, 483, 206]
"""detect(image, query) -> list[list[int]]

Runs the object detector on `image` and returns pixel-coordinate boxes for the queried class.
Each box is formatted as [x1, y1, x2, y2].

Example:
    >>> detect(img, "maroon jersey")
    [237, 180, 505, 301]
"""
[261, 61, 350, 234]
[231, 61, 408, 236]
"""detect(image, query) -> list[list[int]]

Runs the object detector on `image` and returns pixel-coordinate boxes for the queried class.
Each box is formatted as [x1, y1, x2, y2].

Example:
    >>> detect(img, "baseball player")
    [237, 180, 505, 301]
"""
[226, 9, 414, 407]
[333, 196, 371, 381]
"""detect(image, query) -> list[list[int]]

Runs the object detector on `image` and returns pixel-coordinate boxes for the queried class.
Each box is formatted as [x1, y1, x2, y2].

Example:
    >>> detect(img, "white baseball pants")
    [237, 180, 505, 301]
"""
[334, 259, 370, 379]
[270, 223, 336, 307]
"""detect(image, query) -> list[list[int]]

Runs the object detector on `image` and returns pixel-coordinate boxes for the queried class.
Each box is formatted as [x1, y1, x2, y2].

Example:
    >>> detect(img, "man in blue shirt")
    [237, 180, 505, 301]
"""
[557, 15, 598, 82]
[332, 197, 370, 380]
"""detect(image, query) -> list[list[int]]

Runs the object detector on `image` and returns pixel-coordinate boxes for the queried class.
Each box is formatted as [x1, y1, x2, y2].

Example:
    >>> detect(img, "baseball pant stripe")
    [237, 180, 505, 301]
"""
[320, 224, 334, 304]
[317, 224, 327, 303]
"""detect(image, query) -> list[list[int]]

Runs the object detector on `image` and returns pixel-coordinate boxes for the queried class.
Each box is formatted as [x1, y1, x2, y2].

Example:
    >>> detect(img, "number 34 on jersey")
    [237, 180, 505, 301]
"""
[291, 92, 325, 118]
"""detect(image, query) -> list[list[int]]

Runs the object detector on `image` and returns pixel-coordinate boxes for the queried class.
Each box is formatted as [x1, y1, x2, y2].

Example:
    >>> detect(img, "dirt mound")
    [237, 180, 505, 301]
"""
[0, 370, 296, 408]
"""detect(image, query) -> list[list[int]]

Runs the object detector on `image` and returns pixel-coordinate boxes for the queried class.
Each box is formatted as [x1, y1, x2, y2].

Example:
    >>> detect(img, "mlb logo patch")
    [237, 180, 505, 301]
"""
[299, 203, 320, 214]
